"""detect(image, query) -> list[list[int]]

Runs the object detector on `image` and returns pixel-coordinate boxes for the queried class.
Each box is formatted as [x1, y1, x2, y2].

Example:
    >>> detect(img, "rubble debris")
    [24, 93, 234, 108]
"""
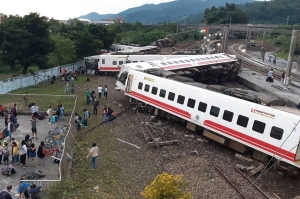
[235, 153, 254, 162]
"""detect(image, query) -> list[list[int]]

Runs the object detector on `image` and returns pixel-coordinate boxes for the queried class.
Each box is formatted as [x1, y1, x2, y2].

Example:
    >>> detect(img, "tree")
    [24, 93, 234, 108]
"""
[141, 172, 191, 199]
[0, 15, 27, 73]
[51, 35, 76, 65]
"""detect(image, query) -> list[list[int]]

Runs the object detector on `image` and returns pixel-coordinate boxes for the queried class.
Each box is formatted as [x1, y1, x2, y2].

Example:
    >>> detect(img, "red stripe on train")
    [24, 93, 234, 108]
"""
[130, 91, 191, 119]
[99, 67, 120, 71]
[128, 91, 295, 162]
[204, 120, 295, 161]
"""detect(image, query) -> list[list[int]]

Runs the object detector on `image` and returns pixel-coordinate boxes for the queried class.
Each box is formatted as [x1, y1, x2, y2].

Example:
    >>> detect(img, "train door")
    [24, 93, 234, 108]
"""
[125, 74, 134, 93]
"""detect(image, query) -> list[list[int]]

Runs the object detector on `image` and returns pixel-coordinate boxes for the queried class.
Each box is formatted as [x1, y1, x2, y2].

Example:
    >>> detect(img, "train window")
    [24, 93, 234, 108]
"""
[252, 120, 266, 134]
[184, 60, 190, 62]
[201, 58, 205, 60]
[190, 59, 196, 61]
[173, 61, 179, 64]
[195, 58, 200, 61]
[144, 84, 150, 92]
[187, 98, 195, 108]
[177, 95, 185, 105]
[179, 60, 185, 63]
[270, 127, 283, 140]
[119, 61, 124, 65]
[133, 61, 138, 63]
[160, 62, 167, 65]
[198, 102, 207, 112]
[102, 59, 105, 64]
[167, 62, 173, 64]
[113, 61, 117, 65]
[138, 82, 143, 90]
[140, 61, 145, 62]
[168, 92, 175, 101]
[151, 87, 158, 95]
[223, 110, 233, 122]
[159, 89, 166, 98]
[237, 115, 249, 128]
[210, 106, 220, 117]
[126, 60, 131, 63]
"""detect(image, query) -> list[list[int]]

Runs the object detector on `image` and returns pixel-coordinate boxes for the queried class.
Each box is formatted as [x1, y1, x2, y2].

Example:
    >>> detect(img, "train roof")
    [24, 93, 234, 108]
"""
[121, 53, 238, 71]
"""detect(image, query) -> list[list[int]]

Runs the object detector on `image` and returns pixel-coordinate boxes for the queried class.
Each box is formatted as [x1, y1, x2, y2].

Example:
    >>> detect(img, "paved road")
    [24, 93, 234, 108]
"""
[0, 115, 69, 197]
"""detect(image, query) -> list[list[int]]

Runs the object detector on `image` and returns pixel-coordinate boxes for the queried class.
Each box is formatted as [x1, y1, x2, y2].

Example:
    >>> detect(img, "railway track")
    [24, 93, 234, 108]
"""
[229, 43, 300, 82]
[213, 164, 273, 199]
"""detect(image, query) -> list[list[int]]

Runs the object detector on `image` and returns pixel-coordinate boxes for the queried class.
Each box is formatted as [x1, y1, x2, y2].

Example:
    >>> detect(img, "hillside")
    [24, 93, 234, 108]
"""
[78, 0, 253, 24]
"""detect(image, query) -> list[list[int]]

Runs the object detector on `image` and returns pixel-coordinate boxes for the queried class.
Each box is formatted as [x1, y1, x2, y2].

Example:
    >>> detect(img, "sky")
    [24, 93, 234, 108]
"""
[1, 0, 174, 20]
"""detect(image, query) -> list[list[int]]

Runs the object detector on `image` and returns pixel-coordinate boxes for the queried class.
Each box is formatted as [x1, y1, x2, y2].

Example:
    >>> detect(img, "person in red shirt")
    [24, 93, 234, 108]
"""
[0, 104, 4, 117]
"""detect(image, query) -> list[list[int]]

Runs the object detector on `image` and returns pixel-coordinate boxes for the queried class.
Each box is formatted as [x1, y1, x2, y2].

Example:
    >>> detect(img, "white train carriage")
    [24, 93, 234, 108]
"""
[110, 44, 158, 52]
[118, 69, 300, 169]
[98, 54, 194, 72]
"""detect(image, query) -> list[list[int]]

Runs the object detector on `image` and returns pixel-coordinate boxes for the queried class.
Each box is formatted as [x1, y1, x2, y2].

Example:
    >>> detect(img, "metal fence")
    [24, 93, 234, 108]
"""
[19, 96, 78, 198]
[0, 62, 83, 94]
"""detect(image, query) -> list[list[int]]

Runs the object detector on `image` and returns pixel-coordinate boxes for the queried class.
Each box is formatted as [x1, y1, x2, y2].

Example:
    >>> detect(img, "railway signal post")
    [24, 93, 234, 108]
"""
[284, 30, 300, 86]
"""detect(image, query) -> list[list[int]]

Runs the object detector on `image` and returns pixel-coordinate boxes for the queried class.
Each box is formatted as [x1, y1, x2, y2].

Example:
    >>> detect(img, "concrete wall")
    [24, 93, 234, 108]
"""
[0, 62, 83, 94]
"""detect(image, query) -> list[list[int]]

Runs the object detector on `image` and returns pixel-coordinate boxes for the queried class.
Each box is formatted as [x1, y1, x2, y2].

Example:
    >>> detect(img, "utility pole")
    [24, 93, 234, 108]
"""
[262, 31, 265, 48]
[284, 30, 299, 86]
[287, 16, 289, 26]
[229, 17, 232, 26]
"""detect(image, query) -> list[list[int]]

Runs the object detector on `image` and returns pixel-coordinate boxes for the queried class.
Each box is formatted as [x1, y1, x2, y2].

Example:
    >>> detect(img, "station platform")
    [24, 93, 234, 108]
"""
[238, 69, 300, 106]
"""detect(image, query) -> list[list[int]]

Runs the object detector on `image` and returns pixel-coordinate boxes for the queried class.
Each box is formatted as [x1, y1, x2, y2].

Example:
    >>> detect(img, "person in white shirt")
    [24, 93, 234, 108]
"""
[267, 69, 273, 83]
[19, 140, 27, 168]
[97, 85, 102, 99]
[47, 106, 52, 124]
[86, 143, 99, 169]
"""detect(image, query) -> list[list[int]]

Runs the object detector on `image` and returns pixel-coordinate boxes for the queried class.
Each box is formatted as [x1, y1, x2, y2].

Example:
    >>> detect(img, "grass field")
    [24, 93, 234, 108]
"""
[2, 75, 142, 198]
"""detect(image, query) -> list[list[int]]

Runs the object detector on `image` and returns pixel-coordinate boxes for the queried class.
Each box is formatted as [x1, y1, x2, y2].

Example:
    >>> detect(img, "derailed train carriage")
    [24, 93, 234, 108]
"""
[115, 54, 300, 176]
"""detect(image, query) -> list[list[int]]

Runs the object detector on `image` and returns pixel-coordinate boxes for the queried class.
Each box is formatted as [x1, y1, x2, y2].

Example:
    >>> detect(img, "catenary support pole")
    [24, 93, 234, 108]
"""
[284, 30, 299, 85]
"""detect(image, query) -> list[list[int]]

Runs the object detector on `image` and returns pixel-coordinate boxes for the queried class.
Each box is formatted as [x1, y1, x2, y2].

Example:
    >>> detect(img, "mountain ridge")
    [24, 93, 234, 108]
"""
[77, 0, 254, 24]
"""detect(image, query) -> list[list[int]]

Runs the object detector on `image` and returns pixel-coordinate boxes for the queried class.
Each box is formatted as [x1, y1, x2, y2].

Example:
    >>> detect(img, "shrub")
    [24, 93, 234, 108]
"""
[141, 172, 191, 199]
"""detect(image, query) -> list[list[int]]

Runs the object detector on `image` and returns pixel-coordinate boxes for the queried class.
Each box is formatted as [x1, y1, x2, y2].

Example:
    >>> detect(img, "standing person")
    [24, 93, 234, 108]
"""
[19, 140, 27, 168]
[28, 183, 42, 199]
[74, 113, 82, 130]
[86, 89, 91, 105]
[37, 141, 45, 166]
[86, 143, 99, 169]
[30, 116, 38, 140]
[0, 104, 4, 117]
[31, 103, 39, 118]
[11, 103, 17, 117]
[97, 85, 102, 99]
[47, 106, 52, 124]
[83, 109, 89, 128]
[104, 85, 108, 99]
[281, 72, 285, 84]
[86, 75, 90, 82]
[268, 56, 272, 63]
[28, 143, 36, 166]
[12, 141, 19, 166]
[102, 106, 107, 121]
[273, 56, 276, 65]
[2, 142, 9, 165]
[93, 99, 99, 115]
[0, 141, 3, 165]
[65, 82, 70, 93]
[70, 84, 75, 98]
[4, 110, 8, 127]
[59, 105, 65, 120]
[90, 90, 95, 102]
[7, 119, 15, 140]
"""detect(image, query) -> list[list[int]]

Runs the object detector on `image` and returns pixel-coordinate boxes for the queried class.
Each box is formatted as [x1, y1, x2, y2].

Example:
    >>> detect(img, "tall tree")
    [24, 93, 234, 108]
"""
[19, 13, 54, 73]
[51, 35, 76, 65]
